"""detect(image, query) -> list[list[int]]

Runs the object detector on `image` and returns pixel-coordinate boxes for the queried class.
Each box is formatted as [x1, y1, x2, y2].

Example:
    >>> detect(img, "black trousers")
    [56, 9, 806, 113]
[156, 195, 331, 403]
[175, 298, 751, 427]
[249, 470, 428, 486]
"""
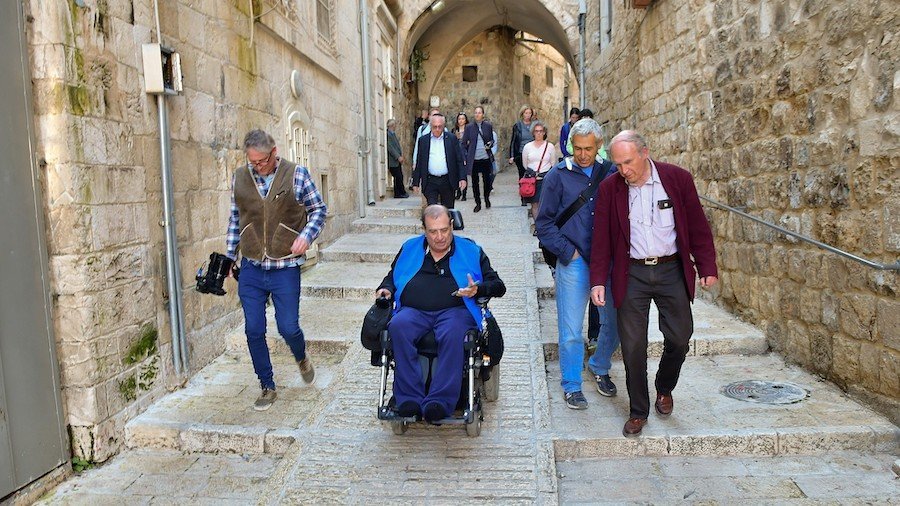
[470, 159, 493, 202]
[389, 165, 406, 197]
[513, 155, 526, 179]
[424, 174, 456, 209]
[617, 261, 693, 419]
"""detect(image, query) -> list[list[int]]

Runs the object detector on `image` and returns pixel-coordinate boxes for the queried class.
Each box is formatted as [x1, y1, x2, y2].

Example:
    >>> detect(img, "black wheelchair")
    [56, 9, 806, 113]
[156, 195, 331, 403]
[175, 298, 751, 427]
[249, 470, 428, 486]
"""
[374, 298, 501, 437]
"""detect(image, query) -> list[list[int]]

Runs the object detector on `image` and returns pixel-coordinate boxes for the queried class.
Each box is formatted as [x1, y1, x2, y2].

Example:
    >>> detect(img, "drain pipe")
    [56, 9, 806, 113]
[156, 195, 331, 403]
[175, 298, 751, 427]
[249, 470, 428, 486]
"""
[359, 0, 376, 205]
[157, 96, 189, 376]
[578, 0, 587, 108]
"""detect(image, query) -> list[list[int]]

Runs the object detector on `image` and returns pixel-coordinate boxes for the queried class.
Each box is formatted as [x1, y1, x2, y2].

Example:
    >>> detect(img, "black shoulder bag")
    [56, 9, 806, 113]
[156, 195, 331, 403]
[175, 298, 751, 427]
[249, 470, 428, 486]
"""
[539, 159, 605, 268]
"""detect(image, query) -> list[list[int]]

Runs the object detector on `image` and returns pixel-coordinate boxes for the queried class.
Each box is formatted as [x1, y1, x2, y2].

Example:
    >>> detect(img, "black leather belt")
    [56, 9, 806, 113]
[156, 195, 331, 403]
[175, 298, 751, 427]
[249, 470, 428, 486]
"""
[427, 173, 449, 178]
[630, 254, 678, 266]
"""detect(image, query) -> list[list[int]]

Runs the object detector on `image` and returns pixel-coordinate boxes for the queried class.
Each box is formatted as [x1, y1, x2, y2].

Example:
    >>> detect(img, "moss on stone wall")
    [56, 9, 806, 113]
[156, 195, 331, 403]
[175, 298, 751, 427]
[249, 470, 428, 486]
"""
[124, 324, 158, 365]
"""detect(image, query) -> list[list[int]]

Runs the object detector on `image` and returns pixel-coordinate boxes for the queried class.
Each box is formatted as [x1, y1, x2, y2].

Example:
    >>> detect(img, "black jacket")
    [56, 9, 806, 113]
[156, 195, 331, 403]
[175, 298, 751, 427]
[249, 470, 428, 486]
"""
[413, 131, 465, 189]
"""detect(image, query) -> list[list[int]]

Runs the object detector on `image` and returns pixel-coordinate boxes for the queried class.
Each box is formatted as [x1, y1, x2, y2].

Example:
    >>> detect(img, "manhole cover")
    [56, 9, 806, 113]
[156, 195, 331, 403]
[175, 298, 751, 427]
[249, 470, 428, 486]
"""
[720, 380, 808, 404]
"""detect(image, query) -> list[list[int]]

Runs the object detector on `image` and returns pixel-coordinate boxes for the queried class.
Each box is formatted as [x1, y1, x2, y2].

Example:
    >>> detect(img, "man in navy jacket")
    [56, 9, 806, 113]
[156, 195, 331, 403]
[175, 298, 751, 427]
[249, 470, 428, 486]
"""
[462, 105, 495, 212]
[412, 113, 466, 208]
[536, 118, 618, 411]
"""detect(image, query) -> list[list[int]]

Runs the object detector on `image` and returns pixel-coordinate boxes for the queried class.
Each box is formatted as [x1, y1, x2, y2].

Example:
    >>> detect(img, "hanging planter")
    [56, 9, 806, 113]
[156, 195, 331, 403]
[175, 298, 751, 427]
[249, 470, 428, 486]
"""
[409, 47, 430, 83]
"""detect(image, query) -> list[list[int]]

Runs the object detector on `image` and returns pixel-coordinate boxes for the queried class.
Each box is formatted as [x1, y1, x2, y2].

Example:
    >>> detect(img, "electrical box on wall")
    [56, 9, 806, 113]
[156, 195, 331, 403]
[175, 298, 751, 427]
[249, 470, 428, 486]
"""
[142, 44, 183, 95]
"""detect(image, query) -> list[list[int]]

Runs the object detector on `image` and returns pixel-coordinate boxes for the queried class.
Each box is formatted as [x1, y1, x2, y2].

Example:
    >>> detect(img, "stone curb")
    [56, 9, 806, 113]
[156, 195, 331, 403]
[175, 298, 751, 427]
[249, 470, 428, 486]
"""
[352, 219, 420, 235]
[552, 425, 900, 459]
[541, 338, 769, 359]
[125, 418, 298, 455]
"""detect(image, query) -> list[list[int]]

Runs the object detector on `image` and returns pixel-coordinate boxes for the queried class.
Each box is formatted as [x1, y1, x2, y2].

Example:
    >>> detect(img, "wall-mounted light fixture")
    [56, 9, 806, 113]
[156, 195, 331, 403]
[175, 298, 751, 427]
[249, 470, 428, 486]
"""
[430, 0, 446, 13]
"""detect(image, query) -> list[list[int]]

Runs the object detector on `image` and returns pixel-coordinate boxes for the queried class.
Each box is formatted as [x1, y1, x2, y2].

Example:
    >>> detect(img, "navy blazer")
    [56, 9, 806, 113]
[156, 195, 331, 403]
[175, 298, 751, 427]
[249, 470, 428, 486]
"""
[413, 132, 465, 189]
[589, 160, 718, 307]
[461, 121, 495, 170]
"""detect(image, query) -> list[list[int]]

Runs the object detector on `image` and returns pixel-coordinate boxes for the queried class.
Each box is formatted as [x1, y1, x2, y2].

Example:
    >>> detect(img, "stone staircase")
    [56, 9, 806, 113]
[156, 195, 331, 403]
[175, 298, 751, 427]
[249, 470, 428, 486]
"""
[47, 170, 899, 504]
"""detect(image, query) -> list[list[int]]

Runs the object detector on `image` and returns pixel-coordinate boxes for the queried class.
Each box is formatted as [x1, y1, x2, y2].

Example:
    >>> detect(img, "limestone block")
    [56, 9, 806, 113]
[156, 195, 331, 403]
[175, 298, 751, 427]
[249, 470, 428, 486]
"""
[799, 288, 822, 324]
[668, 430, 777, 456]
[187, 90, 216, 145]
[64, 384, 109, 425]
[777, 426, 874, 454]
[831, 336, 860, 385]
[880, 349, 900, 397]
[858, 341, 882, 391]
[181, 424, 267, 453]
[125, 418, 182, 450]
[876, 299, 900, 351]
[821, 292, 840, 332]
[264, 429, 297, 454]
[839, 293, 877, 342]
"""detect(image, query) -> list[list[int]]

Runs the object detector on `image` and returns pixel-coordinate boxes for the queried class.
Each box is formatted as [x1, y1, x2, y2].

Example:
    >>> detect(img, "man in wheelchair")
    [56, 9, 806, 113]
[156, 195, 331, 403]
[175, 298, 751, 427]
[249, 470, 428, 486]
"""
[375, 205, 506, 423]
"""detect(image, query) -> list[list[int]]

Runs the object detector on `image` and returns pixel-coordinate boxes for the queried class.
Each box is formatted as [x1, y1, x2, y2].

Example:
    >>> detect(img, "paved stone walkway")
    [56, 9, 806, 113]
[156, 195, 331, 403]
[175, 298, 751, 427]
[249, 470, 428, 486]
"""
[40, 169, 899, 504]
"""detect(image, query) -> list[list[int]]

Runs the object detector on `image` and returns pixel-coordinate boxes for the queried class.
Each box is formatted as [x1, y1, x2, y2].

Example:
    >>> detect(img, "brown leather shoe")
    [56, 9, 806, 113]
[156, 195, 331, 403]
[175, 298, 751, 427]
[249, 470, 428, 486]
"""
[655, 393, 673, 416]
[623, 417, 647, 437]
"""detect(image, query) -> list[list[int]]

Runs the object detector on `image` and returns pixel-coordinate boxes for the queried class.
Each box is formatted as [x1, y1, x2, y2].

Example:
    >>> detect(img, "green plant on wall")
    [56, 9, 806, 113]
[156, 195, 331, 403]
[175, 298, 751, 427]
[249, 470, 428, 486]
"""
[409, 47, 430, 82]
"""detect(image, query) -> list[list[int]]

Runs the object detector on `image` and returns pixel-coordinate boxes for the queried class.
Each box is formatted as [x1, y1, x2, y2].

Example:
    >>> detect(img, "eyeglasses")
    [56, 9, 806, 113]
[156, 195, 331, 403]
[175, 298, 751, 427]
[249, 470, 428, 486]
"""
[248, 150, 274, 167]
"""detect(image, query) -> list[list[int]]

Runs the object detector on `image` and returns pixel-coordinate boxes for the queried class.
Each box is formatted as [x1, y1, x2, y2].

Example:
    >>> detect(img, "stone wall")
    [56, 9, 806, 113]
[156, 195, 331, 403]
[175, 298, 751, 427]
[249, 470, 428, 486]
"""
[430, 28, 571, 164]
[583, 0, 899, 418]
[26, 0, 367, 461]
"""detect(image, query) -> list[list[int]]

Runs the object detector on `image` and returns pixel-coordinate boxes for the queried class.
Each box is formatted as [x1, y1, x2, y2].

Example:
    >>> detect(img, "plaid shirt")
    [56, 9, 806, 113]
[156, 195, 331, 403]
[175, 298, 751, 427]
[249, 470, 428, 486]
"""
[225, 159, 327, 269]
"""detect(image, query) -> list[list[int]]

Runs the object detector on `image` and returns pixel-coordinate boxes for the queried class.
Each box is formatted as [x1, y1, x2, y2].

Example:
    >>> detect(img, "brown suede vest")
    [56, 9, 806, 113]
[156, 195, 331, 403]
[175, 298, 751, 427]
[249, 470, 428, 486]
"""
[234, 159, 308, 261]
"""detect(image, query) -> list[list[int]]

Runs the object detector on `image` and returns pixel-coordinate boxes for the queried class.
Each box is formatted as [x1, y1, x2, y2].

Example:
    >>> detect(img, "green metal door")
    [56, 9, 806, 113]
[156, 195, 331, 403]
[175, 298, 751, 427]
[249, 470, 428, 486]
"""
[0, 0, 69, 498]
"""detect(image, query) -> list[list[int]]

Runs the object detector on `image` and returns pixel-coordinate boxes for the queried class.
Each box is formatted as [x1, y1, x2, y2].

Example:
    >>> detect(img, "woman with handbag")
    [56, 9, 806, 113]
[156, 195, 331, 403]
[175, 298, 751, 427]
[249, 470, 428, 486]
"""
[452, 112, 469, 201]
[521, 120, 556, 232]
[508, 106, 536, 206]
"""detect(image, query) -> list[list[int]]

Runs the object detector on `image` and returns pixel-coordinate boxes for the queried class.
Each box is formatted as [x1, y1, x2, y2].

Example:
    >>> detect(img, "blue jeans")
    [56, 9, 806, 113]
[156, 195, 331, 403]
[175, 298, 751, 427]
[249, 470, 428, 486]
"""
[556, 256, 619, 393]
[588, 278, 619, 376]
[389, 306, 476, 415]
[238, 259, 307, 390]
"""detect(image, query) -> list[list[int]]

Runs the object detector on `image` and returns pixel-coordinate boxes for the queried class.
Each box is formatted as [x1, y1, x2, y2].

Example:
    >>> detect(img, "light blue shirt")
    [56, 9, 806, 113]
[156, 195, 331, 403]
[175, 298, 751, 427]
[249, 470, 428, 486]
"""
[628, 160, 677, 259]
[474, 122, 489, 161]
[427, 134, 448, 176]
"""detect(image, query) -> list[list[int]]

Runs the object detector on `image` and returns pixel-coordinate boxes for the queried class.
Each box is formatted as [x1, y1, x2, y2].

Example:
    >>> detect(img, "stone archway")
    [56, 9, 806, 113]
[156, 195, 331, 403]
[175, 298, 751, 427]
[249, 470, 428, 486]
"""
[397, 0, 579, 106]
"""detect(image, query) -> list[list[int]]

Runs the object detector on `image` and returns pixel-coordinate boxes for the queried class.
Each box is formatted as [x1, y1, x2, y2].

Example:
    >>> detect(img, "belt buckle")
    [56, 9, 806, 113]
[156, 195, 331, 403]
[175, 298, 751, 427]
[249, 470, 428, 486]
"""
[644, 257, 659, 266]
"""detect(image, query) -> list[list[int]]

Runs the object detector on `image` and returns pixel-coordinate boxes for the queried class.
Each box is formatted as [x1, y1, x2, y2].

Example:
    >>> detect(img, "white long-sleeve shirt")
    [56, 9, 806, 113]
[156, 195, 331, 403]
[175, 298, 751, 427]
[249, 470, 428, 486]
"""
[522, 141, 556, 174]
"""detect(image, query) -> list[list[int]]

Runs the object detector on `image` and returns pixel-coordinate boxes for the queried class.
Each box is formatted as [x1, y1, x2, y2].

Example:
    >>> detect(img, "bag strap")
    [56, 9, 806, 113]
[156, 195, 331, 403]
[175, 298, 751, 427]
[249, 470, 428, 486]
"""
[554, 159, 605, 229]
[537, 142, 550, 172]
[476, 124, 494, 161]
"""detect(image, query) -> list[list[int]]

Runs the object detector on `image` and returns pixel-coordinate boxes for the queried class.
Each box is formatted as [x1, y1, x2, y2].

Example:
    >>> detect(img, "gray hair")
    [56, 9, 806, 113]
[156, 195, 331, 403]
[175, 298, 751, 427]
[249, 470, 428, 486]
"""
[608, 130, 648, 153]
[243, 129, 276, 152]
[421, 204, 450, 227]
[569, 118, 603, 142]
[530, 120, 547, 139]
[386, 118, 396, 128]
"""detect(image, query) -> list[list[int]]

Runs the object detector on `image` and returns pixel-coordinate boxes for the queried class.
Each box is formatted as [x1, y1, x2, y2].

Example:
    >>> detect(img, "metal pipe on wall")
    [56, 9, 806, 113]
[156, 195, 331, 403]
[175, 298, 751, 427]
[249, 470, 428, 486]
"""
[359, 0, 376, 205]
[157, 95, 187, 375]
[578, 0, 587, 108]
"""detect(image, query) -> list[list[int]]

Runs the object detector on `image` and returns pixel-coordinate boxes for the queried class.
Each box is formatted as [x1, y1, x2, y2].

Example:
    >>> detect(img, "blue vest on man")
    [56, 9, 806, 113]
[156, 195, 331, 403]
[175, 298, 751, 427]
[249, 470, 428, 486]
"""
[391, 235, 484, 330]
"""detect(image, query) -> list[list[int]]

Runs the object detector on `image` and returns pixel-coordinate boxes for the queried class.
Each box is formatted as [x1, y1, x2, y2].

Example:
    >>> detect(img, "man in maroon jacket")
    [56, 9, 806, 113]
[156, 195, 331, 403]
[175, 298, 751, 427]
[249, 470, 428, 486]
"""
[589, 130, 718, 437]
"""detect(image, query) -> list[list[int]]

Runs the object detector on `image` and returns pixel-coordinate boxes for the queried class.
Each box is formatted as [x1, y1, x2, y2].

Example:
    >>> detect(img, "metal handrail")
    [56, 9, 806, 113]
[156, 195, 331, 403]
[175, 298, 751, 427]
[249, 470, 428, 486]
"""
[700, 196, 900, 271]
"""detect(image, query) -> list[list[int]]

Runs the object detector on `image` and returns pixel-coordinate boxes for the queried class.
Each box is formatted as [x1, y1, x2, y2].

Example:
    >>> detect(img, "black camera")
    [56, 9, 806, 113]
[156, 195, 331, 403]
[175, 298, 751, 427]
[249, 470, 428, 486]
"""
[196, 252, 238, 296]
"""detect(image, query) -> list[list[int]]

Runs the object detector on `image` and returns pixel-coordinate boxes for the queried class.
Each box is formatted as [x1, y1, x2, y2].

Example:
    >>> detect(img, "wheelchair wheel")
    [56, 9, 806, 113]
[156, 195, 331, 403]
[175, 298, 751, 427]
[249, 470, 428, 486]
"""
[465, 415, 482, 437]
[390, 421, 408, 435]
[483, 366, 500, 402]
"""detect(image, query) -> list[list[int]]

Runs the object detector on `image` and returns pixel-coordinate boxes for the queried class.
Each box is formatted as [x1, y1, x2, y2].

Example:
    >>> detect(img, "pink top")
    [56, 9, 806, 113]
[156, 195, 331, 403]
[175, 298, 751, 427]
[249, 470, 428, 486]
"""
[522, 141, 556, 174]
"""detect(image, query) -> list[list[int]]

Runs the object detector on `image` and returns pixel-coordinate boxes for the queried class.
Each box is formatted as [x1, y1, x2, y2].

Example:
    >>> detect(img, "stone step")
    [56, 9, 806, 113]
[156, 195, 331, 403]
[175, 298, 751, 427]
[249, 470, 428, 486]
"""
[225, 299, 372, 354]
[124, 345, 350, 455]
[352, 216, 421, 235]
[546, 353, 899, 458]
[364, 202, 421, 219]
[539, 297, 769, 357]
[319, 233, 407, 263]
[557, 451, 900, 503]
[300, 261, 391, 299]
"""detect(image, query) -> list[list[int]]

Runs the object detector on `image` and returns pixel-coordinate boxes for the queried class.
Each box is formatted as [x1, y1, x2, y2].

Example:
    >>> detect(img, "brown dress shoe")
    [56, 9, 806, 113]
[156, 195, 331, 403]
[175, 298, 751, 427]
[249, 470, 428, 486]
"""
[655, 393, 673, 416]
[623, 417, 647, 437]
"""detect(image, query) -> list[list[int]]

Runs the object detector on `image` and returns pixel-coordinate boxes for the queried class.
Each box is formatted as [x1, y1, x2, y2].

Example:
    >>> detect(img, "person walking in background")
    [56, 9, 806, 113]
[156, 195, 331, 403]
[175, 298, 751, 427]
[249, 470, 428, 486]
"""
[462, 105, 496, 213]
[452, 112, 469, 201]
[590, 130, 718, 437]
[559, 107, 580, 160]
[224, 129, 327, 411]
[508, 105, 536, 206]
[412, 113, 466, 208]
[413, 108, 444, 174]
[414, 108, 428, 138]
[386, 119, 409, 199]
[521, 120, 555, 227]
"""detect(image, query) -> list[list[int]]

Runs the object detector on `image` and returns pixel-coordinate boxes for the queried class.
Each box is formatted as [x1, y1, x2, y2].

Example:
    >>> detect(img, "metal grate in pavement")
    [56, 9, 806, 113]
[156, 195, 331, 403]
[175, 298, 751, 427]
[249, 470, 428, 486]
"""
[721, 380, 808, 404]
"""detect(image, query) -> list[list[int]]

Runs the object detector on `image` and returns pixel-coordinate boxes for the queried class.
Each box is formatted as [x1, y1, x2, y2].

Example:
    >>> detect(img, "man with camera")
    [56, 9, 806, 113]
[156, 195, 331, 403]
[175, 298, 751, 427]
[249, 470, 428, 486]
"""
[461, 105, 495, 212]
[224, 129, 328, 411]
